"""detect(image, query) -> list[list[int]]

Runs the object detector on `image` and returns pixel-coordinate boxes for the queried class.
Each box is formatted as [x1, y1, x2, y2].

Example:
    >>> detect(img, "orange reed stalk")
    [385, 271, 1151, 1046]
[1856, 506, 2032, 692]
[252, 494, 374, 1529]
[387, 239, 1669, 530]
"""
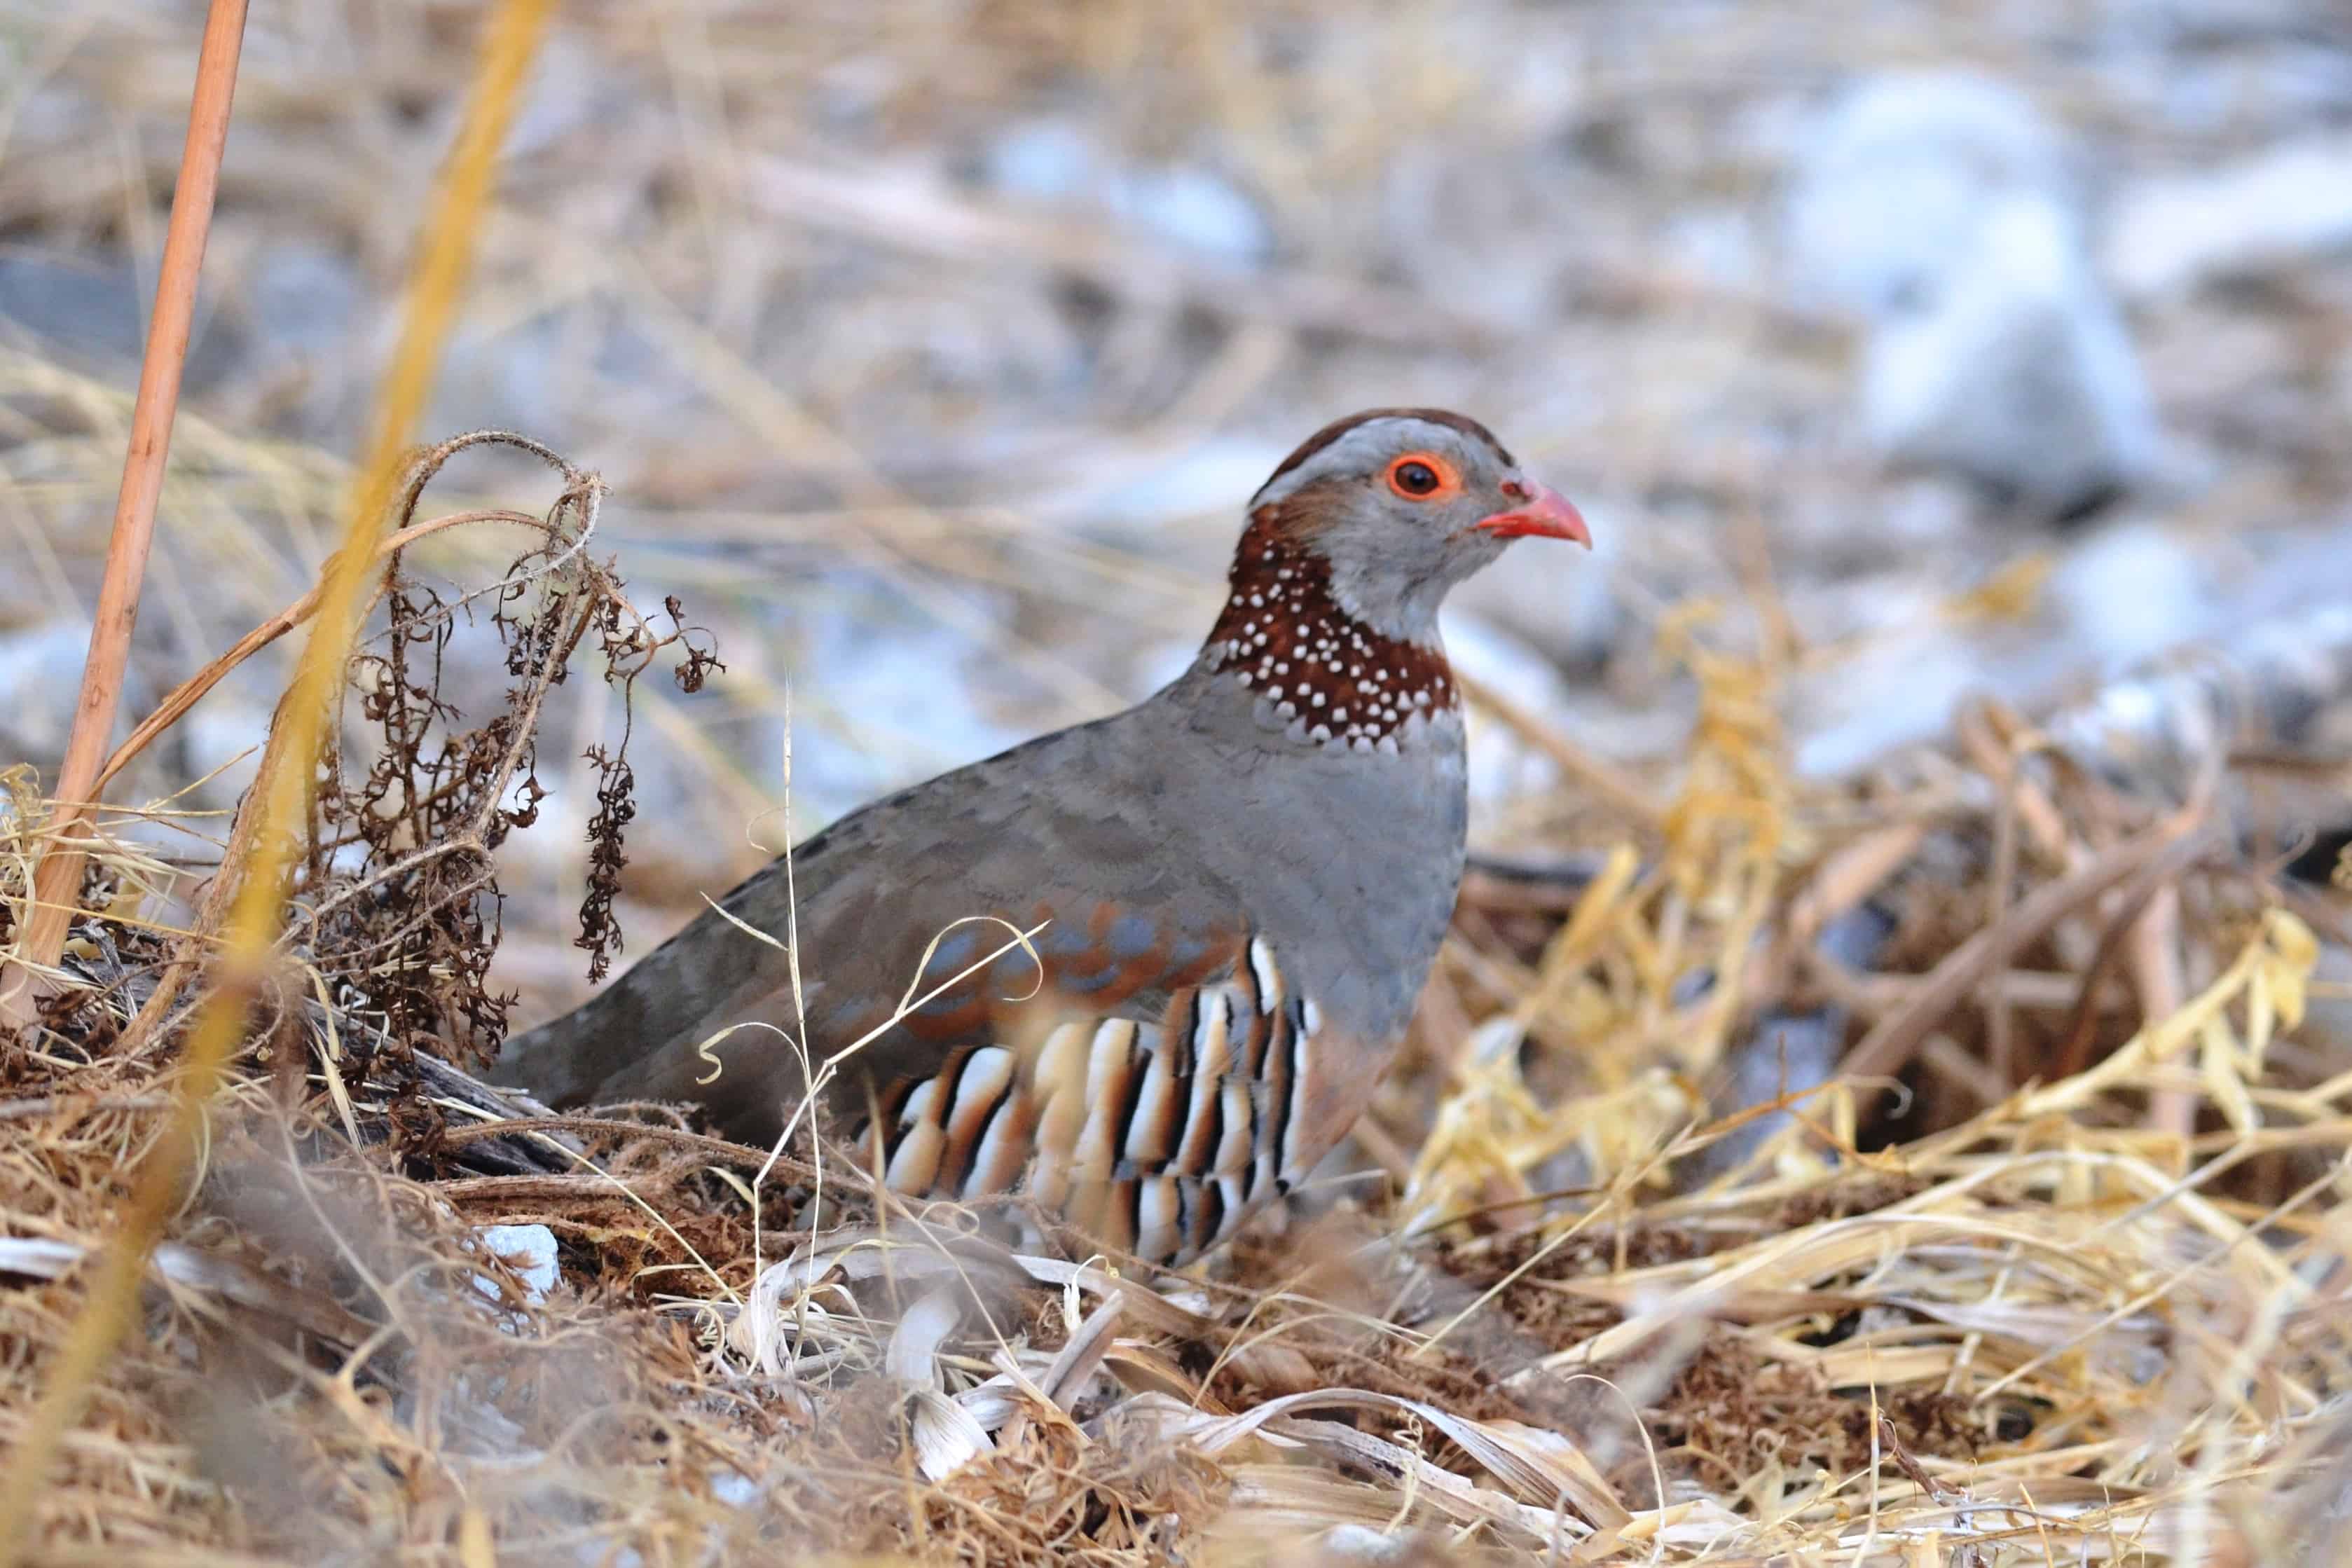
[1, 0, 249, 1022]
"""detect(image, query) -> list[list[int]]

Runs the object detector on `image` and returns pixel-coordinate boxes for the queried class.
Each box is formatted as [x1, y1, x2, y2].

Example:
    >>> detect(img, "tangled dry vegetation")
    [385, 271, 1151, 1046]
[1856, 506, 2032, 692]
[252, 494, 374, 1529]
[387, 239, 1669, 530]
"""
[3, 436, 2350, 1565]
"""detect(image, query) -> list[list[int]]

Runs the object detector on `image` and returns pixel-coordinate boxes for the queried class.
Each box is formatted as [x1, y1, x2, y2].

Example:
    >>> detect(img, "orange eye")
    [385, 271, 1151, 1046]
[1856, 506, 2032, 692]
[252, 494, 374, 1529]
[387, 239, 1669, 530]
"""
[1384, 451, 1458, 501]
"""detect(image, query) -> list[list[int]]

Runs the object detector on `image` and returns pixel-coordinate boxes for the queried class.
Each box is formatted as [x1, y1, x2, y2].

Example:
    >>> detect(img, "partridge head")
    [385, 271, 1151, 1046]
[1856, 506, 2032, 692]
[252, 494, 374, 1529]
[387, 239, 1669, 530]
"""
[1200, 408, 1587, 748]
[494, 408, 1588, 1266]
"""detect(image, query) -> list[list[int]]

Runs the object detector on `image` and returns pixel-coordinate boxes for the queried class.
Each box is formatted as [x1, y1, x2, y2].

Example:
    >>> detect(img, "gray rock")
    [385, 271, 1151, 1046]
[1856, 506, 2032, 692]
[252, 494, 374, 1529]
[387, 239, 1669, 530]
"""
[1859, 191, 2157, 514]
[2047, 516, 2209, 675]
[1312, 1525, 1433, 1564]
[982, 119, 1099, 204]
[1122, 165, 1274, 265]
[476, 1223, 561, 1302]
[1791, 624, 1992, 779]
[1782, 71, 2077, 320]
[2103, 133, 2352, 301]
[1783, 71, 2158, 516]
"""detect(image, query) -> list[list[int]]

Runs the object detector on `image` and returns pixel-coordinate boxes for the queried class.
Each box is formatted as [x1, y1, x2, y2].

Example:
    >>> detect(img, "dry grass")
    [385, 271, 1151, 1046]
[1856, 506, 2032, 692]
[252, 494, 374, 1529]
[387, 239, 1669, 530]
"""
[4, 1, 2351, 1562]
[4, 490, 2348, 1560]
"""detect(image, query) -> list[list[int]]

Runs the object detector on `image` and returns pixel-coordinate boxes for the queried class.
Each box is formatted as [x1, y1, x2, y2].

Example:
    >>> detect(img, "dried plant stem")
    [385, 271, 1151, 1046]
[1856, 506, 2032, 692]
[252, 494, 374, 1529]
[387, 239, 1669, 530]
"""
[93, 505, 550, 795]
[0, 0, 553, 1554]
[1, 0, 249, 1022]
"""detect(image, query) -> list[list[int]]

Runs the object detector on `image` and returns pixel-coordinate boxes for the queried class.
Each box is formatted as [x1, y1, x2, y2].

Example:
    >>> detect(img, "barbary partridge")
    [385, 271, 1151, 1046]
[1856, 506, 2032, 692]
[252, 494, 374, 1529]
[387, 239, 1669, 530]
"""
[493, 408, 1590, 1265]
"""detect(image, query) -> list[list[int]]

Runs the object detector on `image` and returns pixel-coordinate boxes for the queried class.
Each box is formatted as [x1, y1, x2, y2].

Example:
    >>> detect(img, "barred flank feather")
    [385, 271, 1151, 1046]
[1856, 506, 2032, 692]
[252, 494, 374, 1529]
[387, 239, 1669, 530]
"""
[855, 933, 1327, 1265]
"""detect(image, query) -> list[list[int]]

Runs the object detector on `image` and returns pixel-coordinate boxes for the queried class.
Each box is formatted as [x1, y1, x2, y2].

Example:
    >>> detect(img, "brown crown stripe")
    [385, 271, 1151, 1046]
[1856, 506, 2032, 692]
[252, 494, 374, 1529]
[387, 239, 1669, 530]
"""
[1204, 504, 1457, 744]
[1261, 406, 1514, 490]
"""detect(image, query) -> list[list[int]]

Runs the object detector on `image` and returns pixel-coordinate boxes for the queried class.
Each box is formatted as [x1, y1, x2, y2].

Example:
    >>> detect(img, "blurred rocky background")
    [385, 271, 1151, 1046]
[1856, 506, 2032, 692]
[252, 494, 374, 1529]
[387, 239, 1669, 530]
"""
[1, 0, 2347, 1025]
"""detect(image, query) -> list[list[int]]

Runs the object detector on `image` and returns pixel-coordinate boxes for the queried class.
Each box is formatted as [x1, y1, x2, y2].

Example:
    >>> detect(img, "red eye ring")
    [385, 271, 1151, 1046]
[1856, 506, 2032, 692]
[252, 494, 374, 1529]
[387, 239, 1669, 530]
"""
[1385, 451, 1459, 501]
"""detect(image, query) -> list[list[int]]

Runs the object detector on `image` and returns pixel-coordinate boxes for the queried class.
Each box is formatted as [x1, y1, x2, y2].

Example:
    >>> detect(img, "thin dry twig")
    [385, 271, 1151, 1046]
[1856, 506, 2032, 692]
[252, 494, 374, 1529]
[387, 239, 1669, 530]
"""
[1841, 802, 2214, 1085]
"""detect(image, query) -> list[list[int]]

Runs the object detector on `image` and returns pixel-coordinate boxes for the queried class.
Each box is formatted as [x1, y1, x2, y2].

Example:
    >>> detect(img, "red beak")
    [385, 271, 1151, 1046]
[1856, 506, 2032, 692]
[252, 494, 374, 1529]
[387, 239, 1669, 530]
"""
[1474, 483, 1591, 547]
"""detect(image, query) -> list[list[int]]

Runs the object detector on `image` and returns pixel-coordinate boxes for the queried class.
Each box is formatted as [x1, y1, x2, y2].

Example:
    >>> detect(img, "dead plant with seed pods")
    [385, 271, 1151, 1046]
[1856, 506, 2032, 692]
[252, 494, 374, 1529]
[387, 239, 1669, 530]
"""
[294, 432, 720, 1099]
[25, 429, 720, 1128]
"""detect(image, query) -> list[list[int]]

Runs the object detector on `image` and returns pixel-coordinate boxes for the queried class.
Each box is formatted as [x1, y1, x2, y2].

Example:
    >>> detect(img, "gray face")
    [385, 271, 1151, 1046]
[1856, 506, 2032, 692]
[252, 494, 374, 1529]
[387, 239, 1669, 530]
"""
[1248, 414, 1529, 642]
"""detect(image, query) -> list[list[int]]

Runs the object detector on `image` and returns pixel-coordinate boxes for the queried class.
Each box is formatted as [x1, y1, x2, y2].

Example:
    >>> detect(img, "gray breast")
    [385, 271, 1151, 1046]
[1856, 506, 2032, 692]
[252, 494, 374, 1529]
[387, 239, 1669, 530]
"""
[1160, 665, 1470, 1046]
